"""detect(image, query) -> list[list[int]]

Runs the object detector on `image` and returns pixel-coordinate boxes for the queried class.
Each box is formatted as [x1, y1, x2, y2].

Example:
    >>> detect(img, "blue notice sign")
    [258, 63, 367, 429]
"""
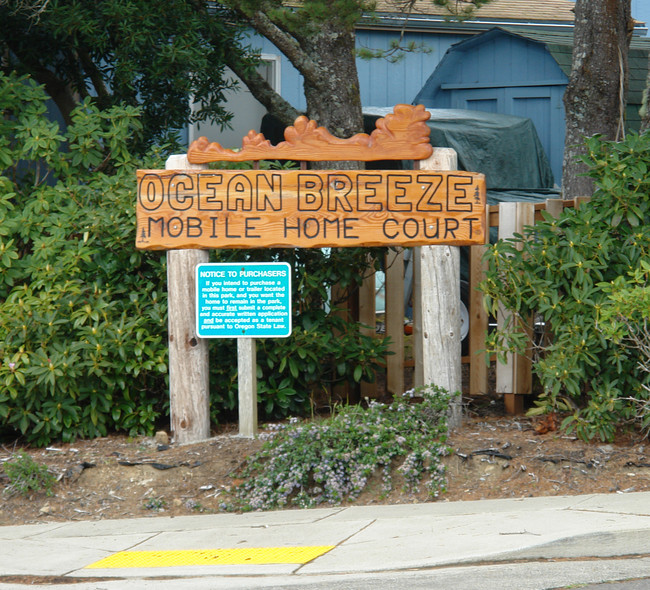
[196, 262, 291, 338]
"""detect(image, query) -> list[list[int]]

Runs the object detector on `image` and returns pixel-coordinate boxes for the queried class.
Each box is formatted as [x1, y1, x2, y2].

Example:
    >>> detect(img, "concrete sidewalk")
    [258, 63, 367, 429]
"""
[2, 492, 650, 589]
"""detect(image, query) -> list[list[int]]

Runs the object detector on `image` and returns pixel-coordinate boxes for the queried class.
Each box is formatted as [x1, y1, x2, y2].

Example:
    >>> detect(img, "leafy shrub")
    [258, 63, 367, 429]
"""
[0, 73, 170, 445]
[233, 384, 450, 511]
[3, 452, 56, 497]
[598, 260, 650, 435]
[481, 131, 650, 442]
[142, 496, 167, 512]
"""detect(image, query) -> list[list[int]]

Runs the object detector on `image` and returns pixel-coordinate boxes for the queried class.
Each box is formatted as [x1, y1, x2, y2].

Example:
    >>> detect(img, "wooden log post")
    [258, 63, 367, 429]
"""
[414, 148, 463, 429]
[166, 155, 210, 443]
[359, 256, 377, 400]
[331, 283, 354, 404]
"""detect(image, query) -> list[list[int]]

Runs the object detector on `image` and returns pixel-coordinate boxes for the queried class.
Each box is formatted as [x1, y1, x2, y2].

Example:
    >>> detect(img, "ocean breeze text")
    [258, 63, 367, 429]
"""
[136, 169, 486, 249]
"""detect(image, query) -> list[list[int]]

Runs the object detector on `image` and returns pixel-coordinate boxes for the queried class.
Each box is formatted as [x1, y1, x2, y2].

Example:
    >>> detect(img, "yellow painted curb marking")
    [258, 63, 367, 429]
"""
[85, 545, 335, 569]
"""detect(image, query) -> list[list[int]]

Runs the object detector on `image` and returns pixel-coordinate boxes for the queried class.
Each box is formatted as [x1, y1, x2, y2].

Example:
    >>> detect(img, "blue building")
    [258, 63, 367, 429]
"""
[413, 27, 650, 184]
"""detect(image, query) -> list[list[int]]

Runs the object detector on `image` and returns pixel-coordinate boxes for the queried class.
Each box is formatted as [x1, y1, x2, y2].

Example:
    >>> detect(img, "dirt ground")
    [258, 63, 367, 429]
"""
[1, 396, 650, 526]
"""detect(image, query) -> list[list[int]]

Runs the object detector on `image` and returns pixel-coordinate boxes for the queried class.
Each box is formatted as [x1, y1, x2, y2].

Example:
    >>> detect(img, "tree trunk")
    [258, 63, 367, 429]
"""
[302, 25, 362, 137]
[562, 0, 632, 198]
[301, 22, 364, 171]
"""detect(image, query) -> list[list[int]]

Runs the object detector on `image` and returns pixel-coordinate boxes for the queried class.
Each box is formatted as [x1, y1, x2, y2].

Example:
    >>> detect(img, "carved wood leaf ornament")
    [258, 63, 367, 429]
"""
[187, 104, 433, 163]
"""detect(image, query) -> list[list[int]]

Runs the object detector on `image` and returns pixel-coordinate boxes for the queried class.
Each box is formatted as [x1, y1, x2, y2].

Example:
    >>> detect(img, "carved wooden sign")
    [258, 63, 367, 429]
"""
[135, 105, 487, 250]
[187, 103, 434, 163]
[136, 168, 485, 249]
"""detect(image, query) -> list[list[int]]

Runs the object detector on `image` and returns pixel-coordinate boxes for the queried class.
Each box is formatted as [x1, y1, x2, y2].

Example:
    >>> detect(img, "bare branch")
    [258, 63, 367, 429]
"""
[244, 9, 320, 85]
[0, 0, 50, 20]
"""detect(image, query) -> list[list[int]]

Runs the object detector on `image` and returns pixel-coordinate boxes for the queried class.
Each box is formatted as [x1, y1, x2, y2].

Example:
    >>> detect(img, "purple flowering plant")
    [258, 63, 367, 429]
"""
[233, 384, 451, 511]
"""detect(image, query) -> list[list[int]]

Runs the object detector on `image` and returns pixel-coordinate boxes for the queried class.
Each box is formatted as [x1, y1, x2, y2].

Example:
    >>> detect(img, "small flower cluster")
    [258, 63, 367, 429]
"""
[233, 384, 451, 511]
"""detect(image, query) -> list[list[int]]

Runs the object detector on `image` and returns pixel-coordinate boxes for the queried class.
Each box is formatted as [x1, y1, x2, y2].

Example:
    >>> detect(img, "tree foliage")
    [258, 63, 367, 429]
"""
[0, 72, 171, 444]
[1, 0, 495, 144]
[0, 0, 251, 147]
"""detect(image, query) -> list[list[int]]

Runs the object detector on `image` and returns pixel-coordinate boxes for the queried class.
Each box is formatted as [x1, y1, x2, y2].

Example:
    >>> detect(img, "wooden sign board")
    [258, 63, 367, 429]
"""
[136, 168, 486, 249]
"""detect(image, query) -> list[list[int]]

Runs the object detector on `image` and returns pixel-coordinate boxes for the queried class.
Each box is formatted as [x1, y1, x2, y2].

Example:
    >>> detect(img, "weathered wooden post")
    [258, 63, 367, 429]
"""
[413, 148, 463, 429]
[468, 242, 489, 395]
[165, 155, 210, 443]
[238, 338, 257, 437]
[359, 256, 377, 400]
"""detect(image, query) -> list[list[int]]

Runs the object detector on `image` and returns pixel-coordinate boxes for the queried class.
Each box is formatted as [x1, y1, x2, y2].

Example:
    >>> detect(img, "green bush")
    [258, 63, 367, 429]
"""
[0, 73, 170, 445]
[481, 131, 650, 442]
[233, 384, 450, 511]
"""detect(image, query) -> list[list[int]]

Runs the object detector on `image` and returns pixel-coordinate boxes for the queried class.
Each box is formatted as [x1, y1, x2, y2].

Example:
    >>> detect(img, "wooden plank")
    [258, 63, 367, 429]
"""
[359, 256, 376, 399]
[238, 338, 258, 438]
[413, 244, 423, 390]
[488, 204, 500, 227]
[496, 201, 534, 411]
[415, 148, 463, 429]
[504, 393, 525, 415]
[385, 248, 405, 396]
[187, 104, 433, 163]
[166, 155, 210, 444]
[135, 169, 487, 250]
[535, 197, 567, 354]
[544, 198, 565, 219]
[469, 244, 489, 395]
[495, 202, 517, 399]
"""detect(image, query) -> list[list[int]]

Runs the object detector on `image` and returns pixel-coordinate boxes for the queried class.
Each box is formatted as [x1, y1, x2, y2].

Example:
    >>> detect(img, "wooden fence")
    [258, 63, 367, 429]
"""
[360, 196, 590, 414]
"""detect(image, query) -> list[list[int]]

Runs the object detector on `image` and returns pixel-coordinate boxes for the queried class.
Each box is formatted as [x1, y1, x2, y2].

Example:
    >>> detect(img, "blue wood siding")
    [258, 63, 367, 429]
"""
[249, 36, 307, 111]
[355, 30, 465, 106]
[250, 30, 466, 111]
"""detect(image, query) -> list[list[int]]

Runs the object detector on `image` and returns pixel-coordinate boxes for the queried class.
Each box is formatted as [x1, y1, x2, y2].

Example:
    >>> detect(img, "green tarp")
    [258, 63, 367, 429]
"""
[363, 108, 556, 192]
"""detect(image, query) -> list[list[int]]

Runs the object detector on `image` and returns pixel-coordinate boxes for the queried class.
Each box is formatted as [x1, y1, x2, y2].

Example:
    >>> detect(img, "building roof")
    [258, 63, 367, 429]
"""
[369, 1, 646, 34]
[372, 0, 576, 27]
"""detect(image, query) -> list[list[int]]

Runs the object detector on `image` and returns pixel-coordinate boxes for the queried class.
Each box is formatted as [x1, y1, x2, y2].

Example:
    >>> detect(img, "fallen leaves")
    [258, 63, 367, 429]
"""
[534, 412, 559, 435]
